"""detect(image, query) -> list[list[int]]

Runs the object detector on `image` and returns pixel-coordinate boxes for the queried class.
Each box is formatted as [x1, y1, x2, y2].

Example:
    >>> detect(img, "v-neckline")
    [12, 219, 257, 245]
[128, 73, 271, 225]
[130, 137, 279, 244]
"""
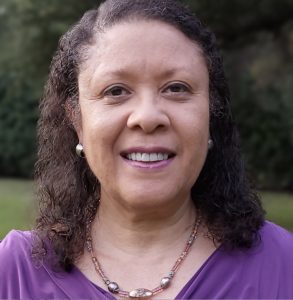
[72, 245, 223, 299]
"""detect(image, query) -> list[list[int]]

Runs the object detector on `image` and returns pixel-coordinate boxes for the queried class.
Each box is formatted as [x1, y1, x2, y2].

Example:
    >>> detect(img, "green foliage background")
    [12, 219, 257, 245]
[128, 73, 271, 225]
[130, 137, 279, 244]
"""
[0, 0, 292, 190]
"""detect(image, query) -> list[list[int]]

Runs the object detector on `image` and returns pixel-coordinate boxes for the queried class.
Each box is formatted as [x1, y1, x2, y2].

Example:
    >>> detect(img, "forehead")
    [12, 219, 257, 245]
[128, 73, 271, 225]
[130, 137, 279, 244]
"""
[80, 19, 208, 82]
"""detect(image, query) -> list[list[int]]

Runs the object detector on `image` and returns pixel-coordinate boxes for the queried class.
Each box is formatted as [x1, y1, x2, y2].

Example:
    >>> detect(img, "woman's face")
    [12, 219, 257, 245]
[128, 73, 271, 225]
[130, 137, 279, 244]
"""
[77, 20, 210, 211]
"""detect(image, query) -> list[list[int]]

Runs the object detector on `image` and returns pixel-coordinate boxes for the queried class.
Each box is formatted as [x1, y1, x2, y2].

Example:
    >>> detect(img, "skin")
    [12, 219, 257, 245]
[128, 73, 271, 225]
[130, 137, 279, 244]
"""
[78, 20, 210, 215]
[75, 20, 216, 299]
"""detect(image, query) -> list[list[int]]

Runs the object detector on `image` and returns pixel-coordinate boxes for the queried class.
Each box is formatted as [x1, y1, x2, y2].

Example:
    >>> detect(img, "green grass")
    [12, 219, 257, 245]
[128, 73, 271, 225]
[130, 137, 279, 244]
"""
[0, 179, 36, 239]
[260, 191, 293, 231]
[0, 179, 292, 239]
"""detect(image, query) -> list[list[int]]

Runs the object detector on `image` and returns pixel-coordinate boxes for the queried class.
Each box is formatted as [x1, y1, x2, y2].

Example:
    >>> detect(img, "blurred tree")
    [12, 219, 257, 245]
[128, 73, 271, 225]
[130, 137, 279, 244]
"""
[0, 0, 292, 190]
[222, 21, 293, 191]
[1, 0, 101, 93]
[185, 0, 293, 45]
[0, 0, 101, 177]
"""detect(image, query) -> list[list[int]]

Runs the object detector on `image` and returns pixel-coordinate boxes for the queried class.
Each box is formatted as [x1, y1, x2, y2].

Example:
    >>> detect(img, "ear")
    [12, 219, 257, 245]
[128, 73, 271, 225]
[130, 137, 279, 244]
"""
[65, 101, 83, 142]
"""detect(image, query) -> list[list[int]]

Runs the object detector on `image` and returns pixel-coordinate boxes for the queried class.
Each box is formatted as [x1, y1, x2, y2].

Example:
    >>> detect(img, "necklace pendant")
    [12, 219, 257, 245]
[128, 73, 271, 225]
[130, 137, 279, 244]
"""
[129, 288, 153, 298]
[107, 282, 119, 293]
[160, 276, 171, 289]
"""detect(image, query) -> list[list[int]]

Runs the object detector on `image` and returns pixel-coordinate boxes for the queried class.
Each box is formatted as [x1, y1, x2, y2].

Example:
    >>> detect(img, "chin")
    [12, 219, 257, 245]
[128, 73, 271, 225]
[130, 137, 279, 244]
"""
[118, 186, 186, 211]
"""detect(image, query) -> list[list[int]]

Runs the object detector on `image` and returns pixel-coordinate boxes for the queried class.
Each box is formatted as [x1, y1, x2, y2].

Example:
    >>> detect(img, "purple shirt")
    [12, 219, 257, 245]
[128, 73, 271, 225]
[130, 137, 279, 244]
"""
[0, 221, 293, 299]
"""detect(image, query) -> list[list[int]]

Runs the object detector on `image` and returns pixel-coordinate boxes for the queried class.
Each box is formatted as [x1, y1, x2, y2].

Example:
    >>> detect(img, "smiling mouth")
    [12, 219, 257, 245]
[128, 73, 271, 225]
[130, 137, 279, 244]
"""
[121, 152, 175, 162]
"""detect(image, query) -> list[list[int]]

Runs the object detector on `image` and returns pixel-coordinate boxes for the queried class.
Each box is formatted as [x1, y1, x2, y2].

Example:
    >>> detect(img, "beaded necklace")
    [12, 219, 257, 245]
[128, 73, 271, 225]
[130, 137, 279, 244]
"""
[86, 214, 201, 298]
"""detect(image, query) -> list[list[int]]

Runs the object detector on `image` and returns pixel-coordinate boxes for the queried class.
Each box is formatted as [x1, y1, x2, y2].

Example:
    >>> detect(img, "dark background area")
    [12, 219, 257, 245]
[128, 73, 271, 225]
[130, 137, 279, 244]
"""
[0, 0, 292, 191]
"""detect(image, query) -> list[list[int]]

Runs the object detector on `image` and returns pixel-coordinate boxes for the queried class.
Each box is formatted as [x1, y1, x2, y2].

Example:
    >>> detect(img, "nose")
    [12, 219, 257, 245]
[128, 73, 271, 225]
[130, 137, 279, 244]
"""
[127, 93, 171, 133]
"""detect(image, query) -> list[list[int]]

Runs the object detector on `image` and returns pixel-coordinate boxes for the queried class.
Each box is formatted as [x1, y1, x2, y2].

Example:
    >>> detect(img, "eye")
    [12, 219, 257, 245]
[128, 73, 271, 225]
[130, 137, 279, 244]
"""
[162, 82, 190, 94]
[104, 85, 131, 97]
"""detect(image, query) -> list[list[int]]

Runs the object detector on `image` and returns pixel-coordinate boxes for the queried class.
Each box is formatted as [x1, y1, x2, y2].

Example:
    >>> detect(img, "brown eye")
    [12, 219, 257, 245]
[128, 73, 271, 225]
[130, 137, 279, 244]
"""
[163, 83, 190, 94]
[104, 85, 130, 97]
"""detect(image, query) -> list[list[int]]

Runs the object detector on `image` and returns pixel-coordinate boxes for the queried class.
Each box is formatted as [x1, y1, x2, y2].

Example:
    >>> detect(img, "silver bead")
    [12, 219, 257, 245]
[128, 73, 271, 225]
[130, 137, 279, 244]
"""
[108, 282, 119, 293]
[129, 288, 153, 298]
[160, 277, 171, 289]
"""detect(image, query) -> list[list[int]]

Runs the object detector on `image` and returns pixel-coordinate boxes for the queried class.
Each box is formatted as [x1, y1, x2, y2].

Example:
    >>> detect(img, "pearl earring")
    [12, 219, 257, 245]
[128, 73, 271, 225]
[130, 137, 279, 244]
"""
[208, 139, 213, 150]
[76, 143, 85, 158]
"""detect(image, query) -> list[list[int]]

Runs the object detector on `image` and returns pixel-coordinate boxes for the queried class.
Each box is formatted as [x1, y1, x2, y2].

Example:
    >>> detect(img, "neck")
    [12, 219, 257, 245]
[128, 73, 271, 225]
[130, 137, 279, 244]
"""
[90, 193, 197, 255]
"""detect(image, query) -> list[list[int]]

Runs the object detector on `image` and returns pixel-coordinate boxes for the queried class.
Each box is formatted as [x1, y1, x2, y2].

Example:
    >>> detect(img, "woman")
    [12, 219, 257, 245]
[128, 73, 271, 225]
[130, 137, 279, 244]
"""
[0, 0, 292, 299]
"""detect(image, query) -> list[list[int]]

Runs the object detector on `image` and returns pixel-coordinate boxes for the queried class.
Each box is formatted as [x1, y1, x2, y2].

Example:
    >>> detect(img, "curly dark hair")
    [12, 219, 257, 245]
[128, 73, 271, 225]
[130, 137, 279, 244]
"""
[35, 0, 265, 271]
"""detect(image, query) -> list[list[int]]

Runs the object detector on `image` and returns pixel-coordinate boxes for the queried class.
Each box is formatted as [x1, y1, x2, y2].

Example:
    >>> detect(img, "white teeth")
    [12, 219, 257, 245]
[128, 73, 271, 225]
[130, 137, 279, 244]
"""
[126, 152, 170, 162]
[150, 153, 157, 162]
[141, 153, 150, 162]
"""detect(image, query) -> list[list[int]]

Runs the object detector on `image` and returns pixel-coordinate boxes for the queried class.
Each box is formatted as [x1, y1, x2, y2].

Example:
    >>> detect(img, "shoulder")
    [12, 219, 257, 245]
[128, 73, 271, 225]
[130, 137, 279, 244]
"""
[218, 221, 293, 271]
[0, 230, 39, 298]
[255, 221, 293, 272]
[0, 231, 109, 299]
[235, 221, 293, 268]
[0, 229, 33, 246]
[259, 221, 293, 254]
[191, 222, 293, 299]
[0, 229, 33, 263]
[252, 222, 293, 297]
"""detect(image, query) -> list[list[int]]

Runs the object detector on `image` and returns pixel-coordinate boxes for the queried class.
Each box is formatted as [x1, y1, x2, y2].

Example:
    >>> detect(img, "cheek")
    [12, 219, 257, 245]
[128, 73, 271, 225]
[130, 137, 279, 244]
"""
[79, 105, 126, 177]
[80, 110, 112, 166]
[179, 105, 209, 176]
[81, 105, 115, 146]
[185, 126, 208, 169]
[180, 103, 209, 146]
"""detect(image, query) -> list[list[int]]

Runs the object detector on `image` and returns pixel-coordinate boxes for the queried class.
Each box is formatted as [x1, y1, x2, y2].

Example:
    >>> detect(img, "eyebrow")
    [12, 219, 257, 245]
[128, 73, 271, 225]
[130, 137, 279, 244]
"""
[94, 66, 193, 82]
